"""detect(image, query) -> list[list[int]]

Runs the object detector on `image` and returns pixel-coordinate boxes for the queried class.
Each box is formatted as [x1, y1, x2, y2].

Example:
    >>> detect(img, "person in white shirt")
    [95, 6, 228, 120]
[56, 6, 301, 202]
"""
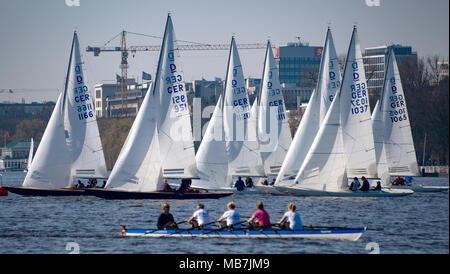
[187, 203, 211, 229]
[276, 203, 303, 230]
[218, 202, 241, 229]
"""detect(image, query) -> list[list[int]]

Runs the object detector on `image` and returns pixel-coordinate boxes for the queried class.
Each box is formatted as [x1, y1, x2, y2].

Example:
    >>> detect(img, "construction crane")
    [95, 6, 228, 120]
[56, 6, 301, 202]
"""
[86, 31, 268, 117]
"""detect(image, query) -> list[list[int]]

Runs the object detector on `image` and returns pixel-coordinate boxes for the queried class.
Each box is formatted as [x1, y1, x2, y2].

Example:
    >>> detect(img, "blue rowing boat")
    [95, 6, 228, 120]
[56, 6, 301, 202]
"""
[121, 225, 366, 241]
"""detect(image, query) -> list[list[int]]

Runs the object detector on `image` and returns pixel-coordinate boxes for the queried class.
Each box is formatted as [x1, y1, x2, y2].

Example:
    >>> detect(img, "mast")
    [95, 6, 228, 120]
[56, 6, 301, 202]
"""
[62, 31, 77, 111]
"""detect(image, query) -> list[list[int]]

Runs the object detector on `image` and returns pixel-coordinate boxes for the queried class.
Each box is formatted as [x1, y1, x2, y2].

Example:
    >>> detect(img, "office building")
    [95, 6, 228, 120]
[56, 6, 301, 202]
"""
[363, 44, 418, 102]
[276, 41, 323, 109]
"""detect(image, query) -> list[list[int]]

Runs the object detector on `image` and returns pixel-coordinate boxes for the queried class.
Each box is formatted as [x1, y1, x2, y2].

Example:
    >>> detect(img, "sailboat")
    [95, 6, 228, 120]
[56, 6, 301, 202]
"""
[257, 28, 341, 195]
[23, 138, 34, 173]
[192, 37, 265, 194]
[275, 27, 413, 197]
[85, 14, 232, 199]
[374, 50, 447, 193]
[275, 28, 341, 186]
[4, 31, 108, 196]
[257, 41, 292, 174]
[195, 37, 265, 193]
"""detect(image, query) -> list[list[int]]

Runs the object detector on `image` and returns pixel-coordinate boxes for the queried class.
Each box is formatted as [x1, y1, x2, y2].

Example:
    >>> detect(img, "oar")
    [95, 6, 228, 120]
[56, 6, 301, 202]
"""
[303, 225, 370, 231]
[203, 220, 249, 235]
[142, 220, 188, 235]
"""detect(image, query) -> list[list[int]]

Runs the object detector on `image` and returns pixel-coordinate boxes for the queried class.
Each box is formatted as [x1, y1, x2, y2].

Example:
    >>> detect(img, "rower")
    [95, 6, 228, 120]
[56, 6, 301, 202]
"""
[247, 201, 271, 229]
[187, 203, 211, 229]
[349, 177, 360, 191]
[360, 176, 370, 192]
[218, 202, 241, 229]
[157, 203, 178, 230]
[234, 177, 245, 191]
[276, 202, 303, 230]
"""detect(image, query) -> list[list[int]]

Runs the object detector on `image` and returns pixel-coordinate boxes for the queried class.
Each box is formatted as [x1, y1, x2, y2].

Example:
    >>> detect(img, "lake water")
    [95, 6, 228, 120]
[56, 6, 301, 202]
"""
[0, 171, 448, 254]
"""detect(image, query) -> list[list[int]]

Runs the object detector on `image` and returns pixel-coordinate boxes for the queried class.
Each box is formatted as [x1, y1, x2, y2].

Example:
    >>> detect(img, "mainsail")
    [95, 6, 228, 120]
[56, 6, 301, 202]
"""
[23, 94, 71, 189]
[153, 14, 198, 179]
[192, 95, 230, 189]
[63, 31, 108, 179]
[258, 40, 292, 176]
[339, 26, 377, 178]
[276, 28, 341, 183]
[224, 37, 264, 177]
[378, 50, 419, 176]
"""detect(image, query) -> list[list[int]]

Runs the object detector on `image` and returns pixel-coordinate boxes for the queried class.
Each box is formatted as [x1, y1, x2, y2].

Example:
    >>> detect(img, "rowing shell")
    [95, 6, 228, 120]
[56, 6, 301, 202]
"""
[121, 226, 366, 241]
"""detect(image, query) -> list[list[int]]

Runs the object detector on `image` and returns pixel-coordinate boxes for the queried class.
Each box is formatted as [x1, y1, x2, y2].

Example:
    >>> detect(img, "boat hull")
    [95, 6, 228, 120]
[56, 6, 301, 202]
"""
[189, 186, 264, 194]
[84, 188, 233, 200]
[275, 186, 414, 197]
[391, 185, 449, 193]
[253, 185, 284, 195]
[121, 227, 366, 241]
[2, 186, 85, 196]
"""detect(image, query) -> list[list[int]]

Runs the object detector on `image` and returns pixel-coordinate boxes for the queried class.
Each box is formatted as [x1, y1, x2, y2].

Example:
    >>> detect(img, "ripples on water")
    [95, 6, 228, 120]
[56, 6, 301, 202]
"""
[0, 172, 448, 254]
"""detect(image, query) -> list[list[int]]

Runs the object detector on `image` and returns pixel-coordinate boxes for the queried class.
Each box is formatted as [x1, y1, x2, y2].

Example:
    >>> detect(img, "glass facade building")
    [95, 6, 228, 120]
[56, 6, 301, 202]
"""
[363, 44, 418, 104]
[276, 42, 323, 109]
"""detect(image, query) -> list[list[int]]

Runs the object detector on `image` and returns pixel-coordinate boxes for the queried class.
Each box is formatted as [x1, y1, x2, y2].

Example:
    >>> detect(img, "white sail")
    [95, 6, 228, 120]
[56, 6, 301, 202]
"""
[192, 95, 230, 189]
[379, 50, 419, 176]
[372, 100, 391, 186]
[105, 87, 164, 191]
[63, 32, 108, 179]
[224, 37, 264, 177]
[318, 28, 342, 122]
[258, 41, 292, 175]
[23, 94, 72, 189]
[153, 14, 198, 179]
[26, 138, 34, 170]
[339, 27, 377, 178]
[276, 28, 341, 183]
[293, 85, 348, 192]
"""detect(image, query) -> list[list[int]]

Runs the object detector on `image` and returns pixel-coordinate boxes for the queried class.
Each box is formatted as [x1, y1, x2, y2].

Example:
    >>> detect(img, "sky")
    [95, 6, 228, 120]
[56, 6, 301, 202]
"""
[0, 0, 448, 103]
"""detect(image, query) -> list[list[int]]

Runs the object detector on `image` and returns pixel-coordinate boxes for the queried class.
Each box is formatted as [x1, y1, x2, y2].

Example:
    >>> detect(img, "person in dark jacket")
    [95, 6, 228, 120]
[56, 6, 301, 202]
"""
[235, 177, 245, 191]
[360, 176, 370, 191]
[157, 203, 178, 229]
[245, 177, 254, 188]
[372, 181, 382, 191]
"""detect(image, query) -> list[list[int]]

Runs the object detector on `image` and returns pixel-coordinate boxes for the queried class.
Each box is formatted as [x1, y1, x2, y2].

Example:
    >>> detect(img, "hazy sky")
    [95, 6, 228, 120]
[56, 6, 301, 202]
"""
[0, 0, 448, 103]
